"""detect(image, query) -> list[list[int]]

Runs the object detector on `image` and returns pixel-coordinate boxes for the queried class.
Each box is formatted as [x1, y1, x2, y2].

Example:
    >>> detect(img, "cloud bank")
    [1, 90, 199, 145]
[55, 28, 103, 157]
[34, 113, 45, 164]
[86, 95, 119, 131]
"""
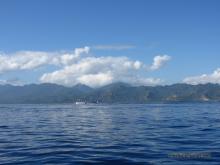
[183, 68, 220, 85]
[0, 47, 171, 87]
[40, 56, 165, 87]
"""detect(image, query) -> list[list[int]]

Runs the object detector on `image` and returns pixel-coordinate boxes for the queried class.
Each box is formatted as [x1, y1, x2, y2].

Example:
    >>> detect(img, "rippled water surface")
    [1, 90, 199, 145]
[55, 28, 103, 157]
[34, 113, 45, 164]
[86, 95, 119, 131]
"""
[0, 104, 220, 164]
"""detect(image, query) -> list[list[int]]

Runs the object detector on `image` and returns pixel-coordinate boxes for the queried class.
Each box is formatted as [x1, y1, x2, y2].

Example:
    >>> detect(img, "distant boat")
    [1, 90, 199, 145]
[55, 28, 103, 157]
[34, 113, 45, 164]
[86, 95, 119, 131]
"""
[75, 101, 86, 105]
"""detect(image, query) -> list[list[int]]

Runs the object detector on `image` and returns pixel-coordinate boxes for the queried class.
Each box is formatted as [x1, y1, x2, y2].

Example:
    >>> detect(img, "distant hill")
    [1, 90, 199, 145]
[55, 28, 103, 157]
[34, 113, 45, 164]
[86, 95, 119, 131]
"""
[0, 83, 92, 104]
[0, 82, 220, 104]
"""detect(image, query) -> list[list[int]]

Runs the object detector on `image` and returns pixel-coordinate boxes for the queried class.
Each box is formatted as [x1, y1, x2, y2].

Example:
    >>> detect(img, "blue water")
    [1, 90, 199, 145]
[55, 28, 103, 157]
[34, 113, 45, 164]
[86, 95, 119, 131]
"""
[0, 104, 220, 164]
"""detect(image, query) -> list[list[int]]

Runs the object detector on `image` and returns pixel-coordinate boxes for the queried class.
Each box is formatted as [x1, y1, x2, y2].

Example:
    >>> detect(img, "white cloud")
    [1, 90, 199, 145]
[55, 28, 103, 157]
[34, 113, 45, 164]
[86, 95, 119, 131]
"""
[55, 46, 90, 66]
[0, 78, 24, 86]
[150, 55, 171, 70]
[40, 56, 146, 87]
[183, 68, 220, 85]
[0, 51, 50, 73]
[40, 55, 167, 87]
[0, 46, 171, 87]
[0, 46, 90, 73]
[77, 72, 114, 87]
[92, 45, 135, 50]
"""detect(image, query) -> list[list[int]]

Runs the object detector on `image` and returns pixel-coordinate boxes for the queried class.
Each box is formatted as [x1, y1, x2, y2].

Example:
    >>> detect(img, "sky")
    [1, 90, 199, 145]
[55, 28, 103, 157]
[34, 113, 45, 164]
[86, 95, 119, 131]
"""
[0, 0, 220, 87]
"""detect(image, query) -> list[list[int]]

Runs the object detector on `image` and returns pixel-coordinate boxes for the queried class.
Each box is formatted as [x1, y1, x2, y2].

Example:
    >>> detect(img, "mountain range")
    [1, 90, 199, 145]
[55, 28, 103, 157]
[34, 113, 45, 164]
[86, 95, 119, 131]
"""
[0, 82, 220, 104]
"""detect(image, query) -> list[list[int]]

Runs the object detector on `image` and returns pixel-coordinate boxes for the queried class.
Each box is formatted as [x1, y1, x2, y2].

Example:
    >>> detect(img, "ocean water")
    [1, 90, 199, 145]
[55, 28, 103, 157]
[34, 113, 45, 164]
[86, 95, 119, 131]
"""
[0, 104, 220, 165]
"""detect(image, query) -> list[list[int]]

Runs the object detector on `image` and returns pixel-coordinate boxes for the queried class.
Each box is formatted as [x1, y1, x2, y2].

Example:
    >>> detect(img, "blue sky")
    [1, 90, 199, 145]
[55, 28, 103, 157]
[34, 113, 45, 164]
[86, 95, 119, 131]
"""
[0, 0, 220, 87]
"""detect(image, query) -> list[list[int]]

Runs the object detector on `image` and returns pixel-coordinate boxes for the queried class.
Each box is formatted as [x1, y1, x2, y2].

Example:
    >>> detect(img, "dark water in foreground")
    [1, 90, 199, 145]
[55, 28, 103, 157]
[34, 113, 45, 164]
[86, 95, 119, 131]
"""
[0, 104, 220, 165]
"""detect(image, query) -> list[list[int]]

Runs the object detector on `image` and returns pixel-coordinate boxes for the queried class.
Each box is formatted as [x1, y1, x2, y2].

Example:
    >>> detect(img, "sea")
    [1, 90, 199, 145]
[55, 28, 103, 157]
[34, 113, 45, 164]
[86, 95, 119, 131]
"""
[0, 103, 220, 164]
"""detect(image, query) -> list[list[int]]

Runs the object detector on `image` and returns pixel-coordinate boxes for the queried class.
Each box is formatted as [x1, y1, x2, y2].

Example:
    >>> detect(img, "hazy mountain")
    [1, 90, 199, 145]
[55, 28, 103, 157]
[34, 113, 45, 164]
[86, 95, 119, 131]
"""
[0, 83, 93, 103]
[0, 82, 220, 104]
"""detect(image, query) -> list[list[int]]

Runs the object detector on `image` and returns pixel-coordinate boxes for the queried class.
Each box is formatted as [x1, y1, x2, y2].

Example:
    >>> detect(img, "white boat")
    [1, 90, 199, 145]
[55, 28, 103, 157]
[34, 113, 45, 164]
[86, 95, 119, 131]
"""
[75, 101, 86, 105]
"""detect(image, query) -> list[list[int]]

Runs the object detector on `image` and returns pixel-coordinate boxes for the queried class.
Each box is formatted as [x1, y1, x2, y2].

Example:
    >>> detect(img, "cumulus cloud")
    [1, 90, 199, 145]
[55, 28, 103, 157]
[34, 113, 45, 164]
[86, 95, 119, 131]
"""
[183, 68, 220, 85]
[40, 54, 167, 87]
[0, 47, 90, 73]
[0, 51, 50, 73]
[40, 56, 146, 87]
[150, 55, 171, 70]
[0, 78, 24, 86]
[0, 46, 171, 87]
